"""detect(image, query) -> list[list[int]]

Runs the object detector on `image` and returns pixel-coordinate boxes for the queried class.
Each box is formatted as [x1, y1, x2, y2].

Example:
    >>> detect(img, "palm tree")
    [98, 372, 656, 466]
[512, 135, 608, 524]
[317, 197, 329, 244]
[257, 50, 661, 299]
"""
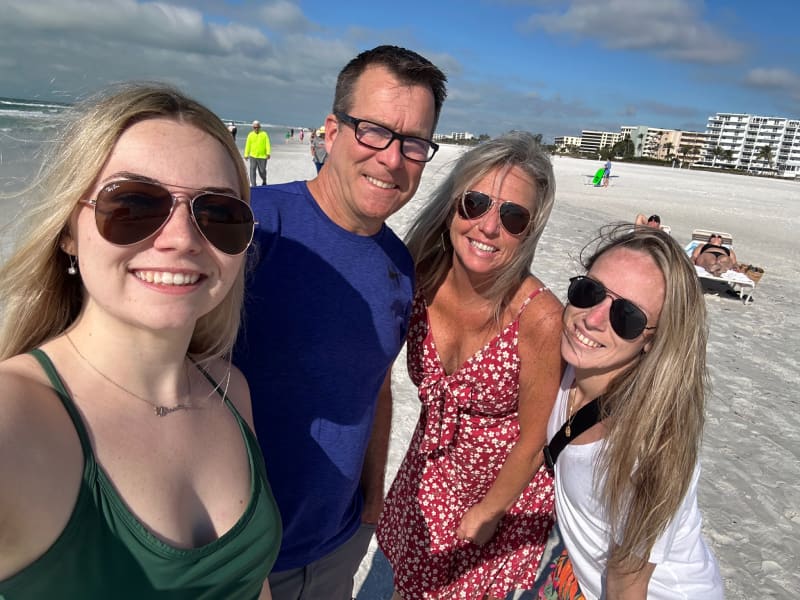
[723, 149, 734, 165]
[711, 145, 724, 168]
[756, 145, 774, 173]
[678, 144, 691, 168]
[663, 142, 674, 163]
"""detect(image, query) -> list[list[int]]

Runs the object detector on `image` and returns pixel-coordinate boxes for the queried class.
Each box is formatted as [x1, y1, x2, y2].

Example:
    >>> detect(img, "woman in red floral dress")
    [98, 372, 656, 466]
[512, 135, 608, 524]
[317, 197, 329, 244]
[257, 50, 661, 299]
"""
[377, 132, 563, 599]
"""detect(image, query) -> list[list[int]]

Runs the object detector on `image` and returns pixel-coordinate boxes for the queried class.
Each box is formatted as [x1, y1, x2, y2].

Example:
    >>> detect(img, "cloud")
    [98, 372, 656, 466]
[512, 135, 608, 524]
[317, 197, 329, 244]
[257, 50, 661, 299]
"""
[744, 68, 800, 93]
[523, 0, 744, 64]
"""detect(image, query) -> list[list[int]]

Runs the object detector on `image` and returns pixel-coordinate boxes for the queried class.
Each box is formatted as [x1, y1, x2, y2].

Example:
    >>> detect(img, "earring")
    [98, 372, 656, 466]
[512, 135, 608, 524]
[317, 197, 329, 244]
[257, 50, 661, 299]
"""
[67, 255, 78, 276]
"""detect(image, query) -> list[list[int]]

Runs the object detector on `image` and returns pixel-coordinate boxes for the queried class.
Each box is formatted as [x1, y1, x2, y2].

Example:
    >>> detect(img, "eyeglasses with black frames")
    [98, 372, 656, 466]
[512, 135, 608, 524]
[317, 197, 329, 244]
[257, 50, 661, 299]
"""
[334, 112, 439, 162]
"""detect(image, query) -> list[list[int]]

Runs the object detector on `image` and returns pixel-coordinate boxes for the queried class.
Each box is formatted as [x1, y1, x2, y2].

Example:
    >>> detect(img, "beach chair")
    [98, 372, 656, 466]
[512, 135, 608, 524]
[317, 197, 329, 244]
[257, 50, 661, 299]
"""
[684, 229, 759, 304]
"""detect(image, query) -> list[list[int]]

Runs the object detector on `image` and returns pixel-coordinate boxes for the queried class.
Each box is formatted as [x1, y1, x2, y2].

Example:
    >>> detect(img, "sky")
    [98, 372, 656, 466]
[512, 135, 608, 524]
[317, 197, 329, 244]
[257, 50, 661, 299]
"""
[1, 0, 798, 142]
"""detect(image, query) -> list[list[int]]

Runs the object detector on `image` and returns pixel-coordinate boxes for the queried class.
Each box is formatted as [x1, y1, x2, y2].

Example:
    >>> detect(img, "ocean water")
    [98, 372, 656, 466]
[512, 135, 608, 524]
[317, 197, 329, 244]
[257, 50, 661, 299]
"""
[0, 96, 297, 195]
[0, 95, 296, 241]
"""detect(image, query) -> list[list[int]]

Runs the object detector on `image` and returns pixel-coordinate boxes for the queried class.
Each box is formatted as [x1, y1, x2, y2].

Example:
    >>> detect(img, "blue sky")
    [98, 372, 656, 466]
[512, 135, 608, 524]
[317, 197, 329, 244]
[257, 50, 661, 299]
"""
[1, 0, 798, 141]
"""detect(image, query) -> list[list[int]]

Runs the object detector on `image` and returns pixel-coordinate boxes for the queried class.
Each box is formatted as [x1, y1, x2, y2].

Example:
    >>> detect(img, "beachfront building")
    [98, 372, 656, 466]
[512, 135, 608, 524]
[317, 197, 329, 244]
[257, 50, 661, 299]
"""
[579, 130, 621, 156]
[618, 126, 708, 163]
[699, 113, 800, 178]
[433, 131, 476, 142]
[553, 135, 581, 153]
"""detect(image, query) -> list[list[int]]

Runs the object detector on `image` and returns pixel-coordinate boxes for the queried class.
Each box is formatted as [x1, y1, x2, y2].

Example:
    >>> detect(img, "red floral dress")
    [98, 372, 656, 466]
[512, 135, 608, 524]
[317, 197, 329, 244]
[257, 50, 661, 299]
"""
[377, 289, 555, 599]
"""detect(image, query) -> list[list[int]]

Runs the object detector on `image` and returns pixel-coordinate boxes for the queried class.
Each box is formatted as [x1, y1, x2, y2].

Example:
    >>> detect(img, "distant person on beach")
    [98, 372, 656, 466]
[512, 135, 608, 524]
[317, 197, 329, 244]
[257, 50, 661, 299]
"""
[310, 125, 327, 173]
[245, 120, 270, 185]
[692, 232, 738, 275]
[602, 159, 612, 187]
[538, 225, 723, 599]
[376, 132, 563, 599]
[0, 83, 279, 598]
[634, 213, 671, 235]
[228, 120, 237, 141]
[233, 45, 447, 600]
[635, 213, 661, 228]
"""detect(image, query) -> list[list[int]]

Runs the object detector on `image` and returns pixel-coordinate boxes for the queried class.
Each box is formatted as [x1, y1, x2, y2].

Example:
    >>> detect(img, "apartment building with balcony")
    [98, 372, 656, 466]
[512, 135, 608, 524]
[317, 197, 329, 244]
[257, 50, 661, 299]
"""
[579, 130, 621, 155]
[700, 113, 800, 178]
[554, 135, 581, 152]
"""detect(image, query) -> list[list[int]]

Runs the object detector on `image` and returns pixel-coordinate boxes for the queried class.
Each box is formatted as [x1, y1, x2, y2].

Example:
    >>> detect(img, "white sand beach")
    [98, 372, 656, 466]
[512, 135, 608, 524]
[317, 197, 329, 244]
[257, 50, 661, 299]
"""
[2, 138, 797, 598]
[256, 141, 799, 599]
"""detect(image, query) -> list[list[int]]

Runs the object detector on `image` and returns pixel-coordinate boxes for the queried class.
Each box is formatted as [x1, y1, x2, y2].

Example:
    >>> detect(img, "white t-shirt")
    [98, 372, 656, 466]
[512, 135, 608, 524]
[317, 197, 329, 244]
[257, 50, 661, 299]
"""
[547, 367, 724, 599]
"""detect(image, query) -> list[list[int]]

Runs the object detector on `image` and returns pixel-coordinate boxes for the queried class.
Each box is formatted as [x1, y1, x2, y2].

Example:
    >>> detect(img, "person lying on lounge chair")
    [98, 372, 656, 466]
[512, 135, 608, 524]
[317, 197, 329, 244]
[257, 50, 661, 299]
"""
[692, 232, 738, 276]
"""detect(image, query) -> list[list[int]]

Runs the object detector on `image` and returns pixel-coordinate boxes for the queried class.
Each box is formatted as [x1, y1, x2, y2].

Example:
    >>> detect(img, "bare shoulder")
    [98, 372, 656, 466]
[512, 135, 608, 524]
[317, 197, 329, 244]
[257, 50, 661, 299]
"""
[197, 357, 254, 429]
[0, 355, 82, 567]
[0, 354, 58, 441]
[518, 279, 564, 340]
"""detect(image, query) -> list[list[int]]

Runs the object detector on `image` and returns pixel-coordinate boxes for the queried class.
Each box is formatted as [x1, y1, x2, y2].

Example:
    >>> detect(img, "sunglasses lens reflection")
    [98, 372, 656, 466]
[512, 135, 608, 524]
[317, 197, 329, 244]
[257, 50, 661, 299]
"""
[458, 191, 531, 235]
[94, 181, 254, 255]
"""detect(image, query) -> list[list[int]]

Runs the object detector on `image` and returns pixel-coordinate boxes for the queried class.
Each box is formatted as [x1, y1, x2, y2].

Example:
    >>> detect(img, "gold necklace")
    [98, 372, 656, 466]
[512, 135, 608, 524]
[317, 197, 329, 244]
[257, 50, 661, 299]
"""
[65, 333, 195, 417]
[565, 386, 576, 438]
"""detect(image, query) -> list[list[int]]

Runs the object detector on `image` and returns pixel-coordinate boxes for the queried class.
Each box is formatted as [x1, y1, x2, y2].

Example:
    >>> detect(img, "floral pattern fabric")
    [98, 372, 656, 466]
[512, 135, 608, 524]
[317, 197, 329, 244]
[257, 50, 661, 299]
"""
[377, 289, 555, 599]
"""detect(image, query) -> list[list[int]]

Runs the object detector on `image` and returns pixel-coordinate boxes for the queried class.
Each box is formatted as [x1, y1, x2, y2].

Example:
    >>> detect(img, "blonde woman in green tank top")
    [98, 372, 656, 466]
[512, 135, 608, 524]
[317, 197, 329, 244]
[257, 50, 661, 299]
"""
[0, 84, 281, 599]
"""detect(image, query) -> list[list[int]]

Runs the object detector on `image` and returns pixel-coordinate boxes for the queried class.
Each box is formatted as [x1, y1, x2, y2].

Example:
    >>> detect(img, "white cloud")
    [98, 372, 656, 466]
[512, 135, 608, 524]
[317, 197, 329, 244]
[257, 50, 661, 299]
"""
[524, 0, 744, 64]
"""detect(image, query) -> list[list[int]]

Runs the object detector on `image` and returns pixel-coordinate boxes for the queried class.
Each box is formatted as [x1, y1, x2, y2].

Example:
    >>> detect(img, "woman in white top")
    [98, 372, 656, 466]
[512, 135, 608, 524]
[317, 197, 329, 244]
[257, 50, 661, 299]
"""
[539, 225, 723, 599]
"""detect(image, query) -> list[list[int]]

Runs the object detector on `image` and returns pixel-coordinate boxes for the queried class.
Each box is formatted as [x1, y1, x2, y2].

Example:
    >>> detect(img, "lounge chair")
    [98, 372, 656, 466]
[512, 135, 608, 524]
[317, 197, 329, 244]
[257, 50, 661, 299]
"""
[684, 229, 758, 304]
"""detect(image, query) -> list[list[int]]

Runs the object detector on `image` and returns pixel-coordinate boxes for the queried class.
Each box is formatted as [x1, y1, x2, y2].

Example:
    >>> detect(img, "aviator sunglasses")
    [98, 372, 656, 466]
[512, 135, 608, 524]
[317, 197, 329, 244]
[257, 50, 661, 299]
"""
[567, 276, 657, 340]
[81, 179, 255, 255]
[456, 190, 532, 236]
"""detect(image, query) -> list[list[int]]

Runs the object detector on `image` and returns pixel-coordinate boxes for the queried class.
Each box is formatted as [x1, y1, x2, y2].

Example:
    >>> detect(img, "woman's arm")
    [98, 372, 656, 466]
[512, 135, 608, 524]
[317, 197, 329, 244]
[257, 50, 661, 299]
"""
[456, 290, 563, 545]
[605, 558, 656, 600]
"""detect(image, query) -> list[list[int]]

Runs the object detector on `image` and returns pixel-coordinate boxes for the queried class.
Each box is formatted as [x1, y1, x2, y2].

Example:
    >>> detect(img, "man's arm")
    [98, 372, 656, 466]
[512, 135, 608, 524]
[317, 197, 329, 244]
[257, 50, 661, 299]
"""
[360, 369, 393, 524]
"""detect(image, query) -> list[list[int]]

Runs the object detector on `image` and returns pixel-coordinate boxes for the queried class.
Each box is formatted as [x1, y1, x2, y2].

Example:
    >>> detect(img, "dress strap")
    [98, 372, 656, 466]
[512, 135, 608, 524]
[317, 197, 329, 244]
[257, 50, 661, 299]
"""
[516, 286, 548, 318]
[28, 348, 94, 458]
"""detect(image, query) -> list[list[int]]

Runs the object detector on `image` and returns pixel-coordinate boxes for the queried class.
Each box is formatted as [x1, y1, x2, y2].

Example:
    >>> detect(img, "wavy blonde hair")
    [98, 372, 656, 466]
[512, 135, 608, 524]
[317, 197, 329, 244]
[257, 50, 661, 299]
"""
[580, 224, 708, 572]
[405, 131, 555, 323]
[0, 82, 250, 363]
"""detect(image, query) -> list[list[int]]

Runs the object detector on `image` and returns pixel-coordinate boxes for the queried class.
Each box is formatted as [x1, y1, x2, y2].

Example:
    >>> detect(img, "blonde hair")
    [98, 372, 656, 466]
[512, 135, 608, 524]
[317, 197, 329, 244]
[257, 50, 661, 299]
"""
[405, 131, 555, 323]
[0, 82, 250, 363]
[581, 224, 708, 572]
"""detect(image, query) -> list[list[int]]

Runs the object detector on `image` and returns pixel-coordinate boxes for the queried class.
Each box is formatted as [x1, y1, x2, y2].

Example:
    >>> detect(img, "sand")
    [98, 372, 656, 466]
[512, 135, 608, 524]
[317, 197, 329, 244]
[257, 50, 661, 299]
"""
[3, 138, 797, 598]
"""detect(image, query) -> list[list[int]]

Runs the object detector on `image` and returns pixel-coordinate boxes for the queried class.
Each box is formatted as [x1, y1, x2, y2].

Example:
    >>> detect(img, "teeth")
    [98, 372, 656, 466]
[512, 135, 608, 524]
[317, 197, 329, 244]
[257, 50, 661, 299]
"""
[574, 327, 602, 348]
[365, 175, 396, 189]
[134, 271, 200, 286]
[470, 239, 497, 253]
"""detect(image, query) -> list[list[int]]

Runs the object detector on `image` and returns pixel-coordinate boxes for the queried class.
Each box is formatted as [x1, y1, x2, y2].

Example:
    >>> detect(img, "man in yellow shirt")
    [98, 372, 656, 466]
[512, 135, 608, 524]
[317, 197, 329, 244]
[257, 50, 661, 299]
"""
[244, 120, 271, 185]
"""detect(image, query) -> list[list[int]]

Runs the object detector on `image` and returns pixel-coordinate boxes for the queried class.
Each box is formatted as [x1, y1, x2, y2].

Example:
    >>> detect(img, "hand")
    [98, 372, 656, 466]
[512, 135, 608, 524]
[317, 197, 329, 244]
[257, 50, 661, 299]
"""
[456, 503, 502, 546]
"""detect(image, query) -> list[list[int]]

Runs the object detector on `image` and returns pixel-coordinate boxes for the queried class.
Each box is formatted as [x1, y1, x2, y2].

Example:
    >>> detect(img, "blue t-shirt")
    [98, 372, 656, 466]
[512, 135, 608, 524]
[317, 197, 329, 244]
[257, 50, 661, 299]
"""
[234, 181, 414, 570]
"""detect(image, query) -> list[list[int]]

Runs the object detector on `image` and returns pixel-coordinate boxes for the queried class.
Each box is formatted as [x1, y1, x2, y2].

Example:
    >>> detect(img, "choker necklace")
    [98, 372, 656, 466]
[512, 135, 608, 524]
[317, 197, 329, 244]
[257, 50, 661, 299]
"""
[65, 333, 194, 417]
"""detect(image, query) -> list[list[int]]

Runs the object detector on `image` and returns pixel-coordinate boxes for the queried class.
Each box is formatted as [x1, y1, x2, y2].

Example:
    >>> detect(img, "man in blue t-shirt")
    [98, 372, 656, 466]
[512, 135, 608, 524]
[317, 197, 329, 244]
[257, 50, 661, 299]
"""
[235, 45, 447, 600]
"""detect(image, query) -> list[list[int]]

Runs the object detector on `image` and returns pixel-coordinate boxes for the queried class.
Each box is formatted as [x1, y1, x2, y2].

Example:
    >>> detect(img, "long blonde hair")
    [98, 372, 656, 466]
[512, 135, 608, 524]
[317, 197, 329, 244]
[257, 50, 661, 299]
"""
[405, 131, 555, 323]
[581, 225, 708, 572]
[0, 82, 250, 362]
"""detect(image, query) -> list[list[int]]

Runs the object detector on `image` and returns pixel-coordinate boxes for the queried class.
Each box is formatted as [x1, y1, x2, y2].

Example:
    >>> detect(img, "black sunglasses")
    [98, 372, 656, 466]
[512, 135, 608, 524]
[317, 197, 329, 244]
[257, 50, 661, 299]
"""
[456, 190, 532, 236]
[567, 276, 657, 340]
[81, 179, 255, 255]
[334, 112, 439, 162]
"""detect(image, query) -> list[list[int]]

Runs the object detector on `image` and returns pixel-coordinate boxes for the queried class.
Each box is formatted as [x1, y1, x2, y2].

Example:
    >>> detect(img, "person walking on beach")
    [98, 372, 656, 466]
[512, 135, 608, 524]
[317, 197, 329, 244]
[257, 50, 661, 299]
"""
[377, 132, 563, 599]
[245, 120, 270, 185]
[310, 125, 327, 173]
[0, 83, 280, 598]
[602, 159, 611, 187]
[538, 225, 723, 599]
[234, 45, 447, 600]
[228, 120, 238, 141]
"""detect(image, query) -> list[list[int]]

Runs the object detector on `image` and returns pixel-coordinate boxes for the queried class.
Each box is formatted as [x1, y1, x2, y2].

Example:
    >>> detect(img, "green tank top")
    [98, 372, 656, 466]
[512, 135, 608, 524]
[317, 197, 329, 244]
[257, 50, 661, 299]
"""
[0, 349, 281, 600]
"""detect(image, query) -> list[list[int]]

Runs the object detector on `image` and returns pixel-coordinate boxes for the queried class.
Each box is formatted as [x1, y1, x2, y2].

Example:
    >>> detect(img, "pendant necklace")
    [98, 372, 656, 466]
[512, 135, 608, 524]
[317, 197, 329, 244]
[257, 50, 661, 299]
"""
[65, 333, 194, 417]
[565, 385, 577, 438]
